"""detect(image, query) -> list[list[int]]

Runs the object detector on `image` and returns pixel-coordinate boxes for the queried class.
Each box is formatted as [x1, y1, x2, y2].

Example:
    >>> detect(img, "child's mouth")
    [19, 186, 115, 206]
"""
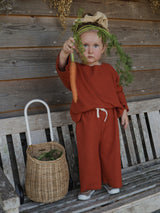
[88, 56, 94, 59]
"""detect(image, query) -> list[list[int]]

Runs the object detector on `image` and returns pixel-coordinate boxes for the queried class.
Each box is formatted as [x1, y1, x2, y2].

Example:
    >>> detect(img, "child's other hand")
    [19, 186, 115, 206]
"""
[62, 37, 75, 55]
[121, 109, 129, 129]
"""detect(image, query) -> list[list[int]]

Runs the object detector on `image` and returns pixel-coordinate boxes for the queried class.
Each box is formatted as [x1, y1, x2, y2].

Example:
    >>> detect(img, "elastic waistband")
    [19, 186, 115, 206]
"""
[96, 108, 108, 122]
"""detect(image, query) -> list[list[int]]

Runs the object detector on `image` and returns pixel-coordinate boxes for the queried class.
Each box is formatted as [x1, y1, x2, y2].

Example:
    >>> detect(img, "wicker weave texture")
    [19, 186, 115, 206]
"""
[25, 142, 69, 203]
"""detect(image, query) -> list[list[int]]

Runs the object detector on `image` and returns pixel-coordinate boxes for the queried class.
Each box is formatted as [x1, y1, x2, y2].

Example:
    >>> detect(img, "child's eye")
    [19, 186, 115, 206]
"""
[94, 44, 99, 48]
[84, 44, 88, 47]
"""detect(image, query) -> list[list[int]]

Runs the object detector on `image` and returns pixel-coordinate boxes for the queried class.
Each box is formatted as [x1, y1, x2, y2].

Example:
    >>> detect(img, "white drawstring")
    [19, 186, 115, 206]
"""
[96, 108, 108, 122]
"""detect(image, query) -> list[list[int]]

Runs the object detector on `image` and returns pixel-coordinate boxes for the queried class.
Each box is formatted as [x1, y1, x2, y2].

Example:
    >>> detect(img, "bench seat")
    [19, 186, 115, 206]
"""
[19, 159, 160, 213]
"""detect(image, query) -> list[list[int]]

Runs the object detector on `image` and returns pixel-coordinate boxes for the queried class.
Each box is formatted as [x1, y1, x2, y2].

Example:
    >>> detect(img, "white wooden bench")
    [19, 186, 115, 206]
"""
[0, 98, 160, 213]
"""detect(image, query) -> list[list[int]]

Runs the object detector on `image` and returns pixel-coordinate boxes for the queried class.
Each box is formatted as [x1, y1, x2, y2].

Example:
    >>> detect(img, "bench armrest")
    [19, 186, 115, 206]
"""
[0, 167, 20, 213]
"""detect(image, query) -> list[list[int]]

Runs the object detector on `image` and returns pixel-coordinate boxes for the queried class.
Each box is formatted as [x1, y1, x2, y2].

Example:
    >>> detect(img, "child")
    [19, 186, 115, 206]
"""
[56, 11, 129, 200]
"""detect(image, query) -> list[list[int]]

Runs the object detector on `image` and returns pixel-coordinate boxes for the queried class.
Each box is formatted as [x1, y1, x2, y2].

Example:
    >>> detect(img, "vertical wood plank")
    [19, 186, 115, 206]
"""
[29, 129, 47, 145]
[72, 123, 76, 143]
[61, 125, 78, 184]
[0, 136, 15, 187]
[139, 113, 154, 160]
[52, 127, 59, 142]
[61, 125, 74, 170]
[118, 120, 128, 168]
[12, 134, 26, 188]
[124, 125, 137, 165]
[147, 111, 160, 158]
[130, 115, 146, 163]
[72, 123, 78, 157]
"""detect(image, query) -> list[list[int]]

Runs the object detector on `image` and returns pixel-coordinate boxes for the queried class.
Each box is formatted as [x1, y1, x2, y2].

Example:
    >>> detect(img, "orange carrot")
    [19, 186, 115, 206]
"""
[70, 61, 78, 103]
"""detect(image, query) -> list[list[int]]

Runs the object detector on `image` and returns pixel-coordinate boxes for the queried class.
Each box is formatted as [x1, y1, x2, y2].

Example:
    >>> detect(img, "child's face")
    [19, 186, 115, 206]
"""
[80, 30, 105, 66]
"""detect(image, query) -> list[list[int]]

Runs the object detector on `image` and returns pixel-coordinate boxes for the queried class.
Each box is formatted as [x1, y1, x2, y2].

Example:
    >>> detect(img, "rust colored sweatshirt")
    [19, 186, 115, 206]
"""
[56, 55, 129, 123]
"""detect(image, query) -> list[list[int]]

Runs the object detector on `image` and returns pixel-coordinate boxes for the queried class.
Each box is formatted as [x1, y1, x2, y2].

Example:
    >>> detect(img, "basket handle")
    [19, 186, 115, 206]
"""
[24, 99, 54, 145]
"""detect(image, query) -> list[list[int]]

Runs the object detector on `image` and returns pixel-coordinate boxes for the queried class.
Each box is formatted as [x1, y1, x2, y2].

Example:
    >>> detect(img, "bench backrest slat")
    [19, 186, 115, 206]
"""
[52, 127, 59, 142]
[61, 125, 79, 187]
[30, 129, 47, 145]
[124, 123, 138, 165]
[130, 114, 146, 163]
[0, 111, 73, 136]
[147, 111, 160, 158]
[127, 98, 160, 115]
[0, 135, 15, 187]
[61, 125, 73, 174]
[72, 123, 76, 140]
[118, 120, 128, 168]
[139, 113, 154, 161]
[12, 134, 26, 188]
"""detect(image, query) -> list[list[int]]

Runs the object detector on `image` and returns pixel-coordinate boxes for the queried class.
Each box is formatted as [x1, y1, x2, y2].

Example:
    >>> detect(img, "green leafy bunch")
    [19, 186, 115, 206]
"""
[72, 12, 133, 86]
[36, 149, 62, 161]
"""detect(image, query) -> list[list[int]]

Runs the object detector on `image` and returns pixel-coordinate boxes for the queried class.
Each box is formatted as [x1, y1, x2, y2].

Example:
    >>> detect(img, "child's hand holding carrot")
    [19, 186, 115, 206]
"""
[59, 37, 78, 103]
[62, 37, 75, 55]
[59, 37, 75, 70]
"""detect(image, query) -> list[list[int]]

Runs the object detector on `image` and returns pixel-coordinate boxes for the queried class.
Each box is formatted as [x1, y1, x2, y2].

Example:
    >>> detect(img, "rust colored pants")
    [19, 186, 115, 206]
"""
[76, 108, 122, 192]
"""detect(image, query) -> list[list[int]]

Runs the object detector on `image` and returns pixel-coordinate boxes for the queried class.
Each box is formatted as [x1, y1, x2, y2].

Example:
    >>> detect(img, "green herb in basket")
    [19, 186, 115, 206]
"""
[36, 149, 62, 161]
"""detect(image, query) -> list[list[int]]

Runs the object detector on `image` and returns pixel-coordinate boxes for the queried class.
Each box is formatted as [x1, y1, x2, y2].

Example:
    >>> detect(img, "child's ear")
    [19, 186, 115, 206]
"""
[102, 44, 107, 54]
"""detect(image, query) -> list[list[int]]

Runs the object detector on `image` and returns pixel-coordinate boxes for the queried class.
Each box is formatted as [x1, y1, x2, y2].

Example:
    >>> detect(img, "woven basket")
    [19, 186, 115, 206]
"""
[25, 141, 69, 203]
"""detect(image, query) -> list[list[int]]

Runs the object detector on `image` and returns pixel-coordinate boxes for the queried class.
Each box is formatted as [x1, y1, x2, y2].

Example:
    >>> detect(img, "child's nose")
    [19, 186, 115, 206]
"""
[88, 46, 93, 53]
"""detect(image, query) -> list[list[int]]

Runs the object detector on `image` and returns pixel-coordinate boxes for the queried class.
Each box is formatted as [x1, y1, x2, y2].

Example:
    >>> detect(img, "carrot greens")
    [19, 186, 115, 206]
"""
[71, 16, 133, 86]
